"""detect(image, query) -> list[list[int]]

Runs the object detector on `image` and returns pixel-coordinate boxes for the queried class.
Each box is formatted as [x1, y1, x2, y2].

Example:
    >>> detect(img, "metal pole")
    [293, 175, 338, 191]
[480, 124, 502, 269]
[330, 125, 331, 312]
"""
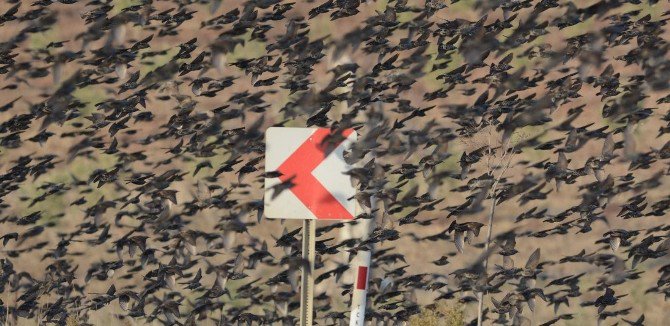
[300, 219, 316, 326]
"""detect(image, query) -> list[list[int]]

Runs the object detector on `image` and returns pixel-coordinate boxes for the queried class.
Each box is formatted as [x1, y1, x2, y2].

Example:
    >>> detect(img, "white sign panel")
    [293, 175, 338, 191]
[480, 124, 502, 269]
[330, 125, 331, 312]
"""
[265, 127, 358, 220]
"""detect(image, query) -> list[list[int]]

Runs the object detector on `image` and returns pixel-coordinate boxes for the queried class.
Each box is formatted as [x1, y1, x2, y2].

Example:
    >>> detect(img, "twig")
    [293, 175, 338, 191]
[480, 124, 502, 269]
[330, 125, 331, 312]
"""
[477, 137, 515, 326]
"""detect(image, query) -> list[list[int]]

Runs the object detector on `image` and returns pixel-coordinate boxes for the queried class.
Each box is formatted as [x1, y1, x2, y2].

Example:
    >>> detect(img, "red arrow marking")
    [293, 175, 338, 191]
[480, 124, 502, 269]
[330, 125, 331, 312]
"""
[277, 128, 354, 219]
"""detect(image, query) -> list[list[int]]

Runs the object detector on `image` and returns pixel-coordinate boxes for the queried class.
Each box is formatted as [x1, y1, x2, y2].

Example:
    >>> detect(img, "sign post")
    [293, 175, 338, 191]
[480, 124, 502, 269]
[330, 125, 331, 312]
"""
[299, 219, 316, 325]
[265, 127, 359, 326]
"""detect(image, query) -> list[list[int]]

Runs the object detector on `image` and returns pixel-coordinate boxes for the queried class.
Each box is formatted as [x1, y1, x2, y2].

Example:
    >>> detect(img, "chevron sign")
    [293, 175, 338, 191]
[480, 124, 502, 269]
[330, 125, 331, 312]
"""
[264, 127, 358, 220]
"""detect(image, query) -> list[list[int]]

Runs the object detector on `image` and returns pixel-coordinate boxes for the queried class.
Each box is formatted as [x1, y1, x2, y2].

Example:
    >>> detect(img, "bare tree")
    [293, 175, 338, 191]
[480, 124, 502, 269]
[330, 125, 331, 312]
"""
[476, 130, 517, 326]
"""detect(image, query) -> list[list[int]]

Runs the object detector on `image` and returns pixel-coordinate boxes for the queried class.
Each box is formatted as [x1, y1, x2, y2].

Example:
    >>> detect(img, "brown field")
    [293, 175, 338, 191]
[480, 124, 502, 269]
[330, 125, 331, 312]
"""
[1, 0, 670, 325]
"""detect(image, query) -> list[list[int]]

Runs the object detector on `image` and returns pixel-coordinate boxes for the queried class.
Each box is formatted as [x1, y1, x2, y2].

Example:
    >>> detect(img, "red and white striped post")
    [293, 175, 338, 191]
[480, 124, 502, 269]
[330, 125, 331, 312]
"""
[349, 250, 371, 326]
[349, 103, 382, 326]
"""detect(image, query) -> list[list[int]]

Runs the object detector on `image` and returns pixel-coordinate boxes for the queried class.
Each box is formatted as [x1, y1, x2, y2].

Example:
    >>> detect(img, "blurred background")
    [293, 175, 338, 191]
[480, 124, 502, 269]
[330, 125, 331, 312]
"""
[1, 0, 670, 325]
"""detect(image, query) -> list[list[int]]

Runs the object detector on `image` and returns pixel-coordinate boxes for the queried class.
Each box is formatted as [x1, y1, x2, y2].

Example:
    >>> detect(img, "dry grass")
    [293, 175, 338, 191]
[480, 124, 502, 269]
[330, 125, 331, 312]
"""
[410, 302, 465, 326]
[64, 315, 78, 326]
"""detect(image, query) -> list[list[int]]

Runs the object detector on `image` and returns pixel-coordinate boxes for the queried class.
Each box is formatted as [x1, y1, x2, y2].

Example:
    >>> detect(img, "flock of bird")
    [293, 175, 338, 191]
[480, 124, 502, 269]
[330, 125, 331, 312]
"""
[0, 0, 669, 325]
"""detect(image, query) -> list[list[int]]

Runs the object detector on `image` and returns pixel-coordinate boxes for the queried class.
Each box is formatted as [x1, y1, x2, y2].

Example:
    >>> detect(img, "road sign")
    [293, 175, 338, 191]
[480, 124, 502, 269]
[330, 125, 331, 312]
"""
[265, 127, 360, 326]
[265, 127, 358, 220]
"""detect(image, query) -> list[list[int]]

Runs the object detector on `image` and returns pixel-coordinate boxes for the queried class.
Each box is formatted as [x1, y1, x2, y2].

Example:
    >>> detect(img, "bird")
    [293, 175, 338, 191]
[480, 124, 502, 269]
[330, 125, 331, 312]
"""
[0, 1, 667, 325]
